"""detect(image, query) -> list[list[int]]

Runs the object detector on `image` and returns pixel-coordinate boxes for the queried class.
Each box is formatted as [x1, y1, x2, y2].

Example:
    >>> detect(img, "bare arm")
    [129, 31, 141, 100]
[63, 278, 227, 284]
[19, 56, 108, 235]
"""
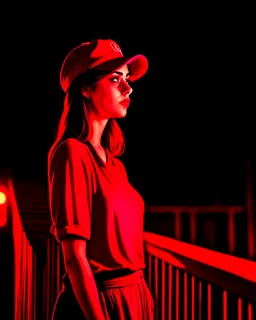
[61, 237, 105, 320]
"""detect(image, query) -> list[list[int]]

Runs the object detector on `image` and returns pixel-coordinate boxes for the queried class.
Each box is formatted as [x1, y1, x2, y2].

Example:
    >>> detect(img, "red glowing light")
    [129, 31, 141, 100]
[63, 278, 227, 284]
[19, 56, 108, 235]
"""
[0, 191, 7, 205]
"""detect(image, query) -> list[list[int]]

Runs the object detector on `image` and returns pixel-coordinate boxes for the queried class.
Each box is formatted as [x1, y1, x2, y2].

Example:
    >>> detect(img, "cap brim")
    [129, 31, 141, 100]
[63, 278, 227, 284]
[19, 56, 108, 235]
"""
[92, 54, 148, 82]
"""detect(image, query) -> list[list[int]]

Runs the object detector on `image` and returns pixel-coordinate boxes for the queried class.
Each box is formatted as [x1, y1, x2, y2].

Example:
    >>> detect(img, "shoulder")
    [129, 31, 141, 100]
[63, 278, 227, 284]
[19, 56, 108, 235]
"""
[49, 138, 92, 170]
[56, 138, 86, 153]
[52, 138, 89, 159]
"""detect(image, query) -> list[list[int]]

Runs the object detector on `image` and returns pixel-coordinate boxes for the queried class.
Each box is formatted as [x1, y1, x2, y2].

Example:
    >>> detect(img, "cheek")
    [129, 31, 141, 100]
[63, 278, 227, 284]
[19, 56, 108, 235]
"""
[91, 84, 118, 110]
[90, 88, 105, 107]
[99, 88, 116, 106]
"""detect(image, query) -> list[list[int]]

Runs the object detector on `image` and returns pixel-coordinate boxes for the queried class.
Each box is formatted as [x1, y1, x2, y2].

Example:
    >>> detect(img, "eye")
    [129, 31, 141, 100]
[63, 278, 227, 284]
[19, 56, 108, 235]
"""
[111, 76, 121, 83]
[110, 76, 131, 85]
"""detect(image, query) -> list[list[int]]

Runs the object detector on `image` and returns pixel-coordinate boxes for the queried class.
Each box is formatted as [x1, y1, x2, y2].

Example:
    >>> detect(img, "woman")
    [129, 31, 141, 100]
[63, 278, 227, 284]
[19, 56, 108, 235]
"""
[48, 39, 154, 319]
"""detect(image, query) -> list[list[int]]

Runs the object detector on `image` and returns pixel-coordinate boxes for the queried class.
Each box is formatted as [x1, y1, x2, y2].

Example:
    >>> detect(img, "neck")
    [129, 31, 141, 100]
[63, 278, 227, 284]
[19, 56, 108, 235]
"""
[89, 118, 108, 147]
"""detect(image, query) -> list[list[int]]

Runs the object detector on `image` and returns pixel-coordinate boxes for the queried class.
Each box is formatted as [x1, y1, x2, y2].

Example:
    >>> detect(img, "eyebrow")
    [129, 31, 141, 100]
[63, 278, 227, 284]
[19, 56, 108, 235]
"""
[112, 70, 131, 78]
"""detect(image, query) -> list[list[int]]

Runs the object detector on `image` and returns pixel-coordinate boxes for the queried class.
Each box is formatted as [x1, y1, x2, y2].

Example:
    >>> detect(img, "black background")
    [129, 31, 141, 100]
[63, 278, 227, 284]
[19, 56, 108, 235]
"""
[1, 4, 254, 206]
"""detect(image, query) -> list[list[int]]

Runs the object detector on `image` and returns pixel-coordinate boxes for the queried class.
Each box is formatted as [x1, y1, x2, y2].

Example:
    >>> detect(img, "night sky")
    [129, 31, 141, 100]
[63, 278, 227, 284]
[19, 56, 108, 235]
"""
[1, 5, 254, 206]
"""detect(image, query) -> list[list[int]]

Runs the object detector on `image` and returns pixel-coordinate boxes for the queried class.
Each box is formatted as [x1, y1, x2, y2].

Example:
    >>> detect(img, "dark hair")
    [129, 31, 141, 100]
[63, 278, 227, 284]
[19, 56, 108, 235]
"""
[48, 71, 125, 165]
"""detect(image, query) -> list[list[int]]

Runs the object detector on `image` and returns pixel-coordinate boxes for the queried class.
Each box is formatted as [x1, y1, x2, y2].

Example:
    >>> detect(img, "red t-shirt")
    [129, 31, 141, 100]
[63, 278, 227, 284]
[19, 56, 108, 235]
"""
[48, 138, 146, 274]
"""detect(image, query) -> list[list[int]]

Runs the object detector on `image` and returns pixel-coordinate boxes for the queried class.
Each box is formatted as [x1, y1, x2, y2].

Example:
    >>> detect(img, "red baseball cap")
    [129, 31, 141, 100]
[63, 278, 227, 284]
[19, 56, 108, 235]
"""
[60, 39, 149, 92]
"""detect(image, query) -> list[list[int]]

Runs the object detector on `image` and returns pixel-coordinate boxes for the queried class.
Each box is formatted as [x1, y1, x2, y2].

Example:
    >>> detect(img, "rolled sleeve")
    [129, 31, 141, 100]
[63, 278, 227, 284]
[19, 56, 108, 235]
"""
[48, 139, 93, 242]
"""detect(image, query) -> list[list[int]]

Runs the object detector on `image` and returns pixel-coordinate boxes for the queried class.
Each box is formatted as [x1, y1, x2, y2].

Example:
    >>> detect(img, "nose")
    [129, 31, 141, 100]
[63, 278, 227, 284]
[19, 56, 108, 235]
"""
[121, 80, 133, 96]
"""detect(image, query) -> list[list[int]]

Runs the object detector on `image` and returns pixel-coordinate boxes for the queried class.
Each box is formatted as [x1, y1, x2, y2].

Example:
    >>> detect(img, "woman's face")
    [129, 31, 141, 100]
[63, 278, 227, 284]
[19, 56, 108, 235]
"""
[84, 65, 133, 120]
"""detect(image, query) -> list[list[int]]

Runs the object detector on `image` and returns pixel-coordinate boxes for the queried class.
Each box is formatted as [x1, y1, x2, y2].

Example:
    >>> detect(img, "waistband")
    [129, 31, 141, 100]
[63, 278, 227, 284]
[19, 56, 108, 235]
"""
[95, 269, 145, 290]
[62, 269, 145, 291]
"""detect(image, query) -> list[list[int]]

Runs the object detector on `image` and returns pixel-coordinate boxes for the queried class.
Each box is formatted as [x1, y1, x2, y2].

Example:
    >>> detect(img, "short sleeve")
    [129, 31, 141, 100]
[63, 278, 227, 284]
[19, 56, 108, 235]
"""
[48, 139, 94, 242]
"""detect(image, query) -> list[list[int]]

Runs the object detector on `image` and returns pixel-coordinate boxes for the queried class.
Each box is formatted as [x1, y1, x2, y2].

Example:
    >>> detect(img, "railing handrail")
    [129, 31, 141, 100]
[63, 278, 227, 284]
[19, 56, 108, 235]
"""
[144, 231, 256, 303]
[144, 231, 256, 282]
[146, 205, 244, 214]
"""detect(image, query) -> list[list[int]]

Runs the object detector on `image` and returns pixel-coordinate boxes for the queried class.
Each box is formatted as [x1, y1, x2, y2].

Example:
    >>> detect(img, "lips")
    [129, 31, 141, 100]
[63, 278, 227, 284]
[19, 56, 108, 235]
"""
[119, 98, 130, 107]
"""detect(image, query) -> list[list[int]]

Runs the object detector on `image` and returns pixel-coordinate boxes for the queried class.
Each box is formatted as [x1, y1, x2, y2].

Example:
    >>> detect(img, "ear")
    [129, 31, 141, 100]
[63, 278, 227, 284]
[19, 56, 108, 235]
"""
[81, 88, 89, 98]
[81, 85, 90, 98]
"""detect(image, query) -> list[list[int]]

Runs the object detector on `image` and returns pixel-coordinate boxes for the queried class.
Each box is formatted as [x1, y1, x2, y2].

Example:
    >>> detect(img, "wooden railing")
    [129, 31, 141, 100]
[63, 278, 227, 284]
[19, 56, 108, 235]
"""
[1, 177, 36, 320]
[145, 205, 251, 258]
[1, 177, 54, 320]
[1, 177, 255, 319]
[144, 231, 256, 320]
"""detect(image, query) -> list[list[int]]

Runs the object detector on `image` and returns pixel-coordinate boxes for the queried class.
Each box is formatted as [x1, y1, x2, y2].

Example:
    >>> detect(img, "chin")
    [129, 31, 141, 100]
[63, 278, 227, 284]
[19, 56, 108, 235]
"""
[116, 110, 128, 118]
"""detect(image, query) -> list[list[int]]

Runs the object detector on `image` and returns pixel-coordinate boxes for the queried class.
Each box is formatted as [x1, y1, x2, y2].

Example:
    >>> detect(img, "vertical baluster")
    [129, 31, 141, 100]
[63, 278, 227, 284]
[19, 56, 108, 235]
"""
[199, 280, 202, 320]
[27, 244, 32, 320]
[237, 297, 242, 320]
[18, 231, 23, 319]
[223, 290, 227, 320]
[248, 302, 253, 320]
[161, 260, 166, 320]
[207, 283, 211, 320]
[175, 269, 179, 320]
[168, 264, 172, 320]
[45, 237, 51, 318]
[32, 251, 37, 320]
[191, 276, 195, 320]
[42, 265, 46, 320]
[154, 257, 159, 320]
[184, 272, 187, 320]
[22, 231, 27, 319]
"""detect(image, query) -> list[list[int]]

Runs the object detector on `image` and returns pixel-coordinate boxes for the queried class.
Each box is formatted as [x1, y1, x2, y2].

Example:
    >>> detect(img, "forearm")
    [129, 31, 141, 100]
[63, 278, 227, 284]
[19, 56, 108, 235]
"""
[65, 257, 105, 320]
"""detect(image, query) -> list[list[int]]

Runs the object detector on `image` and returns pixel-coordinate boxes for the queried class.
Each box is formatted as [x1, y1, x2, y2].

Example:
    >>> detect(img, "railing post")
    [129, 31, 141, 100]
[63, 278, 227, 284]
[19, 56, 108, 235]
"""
[227, 209, 235, 254]
[246, 155, 255, 259]
[190, 209, 197, 243]
[174, 209, 181, 240]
